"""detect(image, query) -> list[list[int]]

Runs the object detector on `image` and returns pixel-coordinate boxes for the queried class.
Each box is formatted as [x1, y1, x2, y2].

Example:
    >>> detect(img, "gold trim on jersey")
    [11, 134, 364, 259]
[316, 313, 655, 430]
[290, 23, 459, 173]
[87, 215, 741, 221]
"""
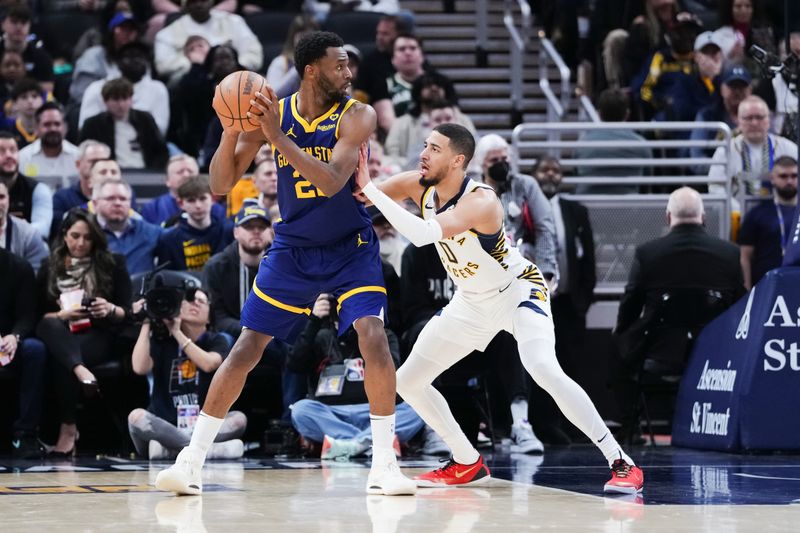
[488, 231, 510, 270]
[290, 93, 340, 133]
[335, 98, 358, 139]
[420, 186, 435, 215]
[337, 285, 387, 311]
[279, 97, 285, 126]
[517, 264, 548, 289]
[252, 282, 311, 315]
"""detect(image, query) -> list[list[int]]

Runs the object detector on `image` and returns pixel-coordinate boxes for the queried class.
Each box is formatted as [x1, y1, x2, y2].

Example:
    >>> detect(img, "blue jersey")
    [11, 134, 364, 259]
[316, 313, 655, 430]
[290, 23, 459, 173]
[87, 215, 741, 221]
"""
[272, 93, 371, 248]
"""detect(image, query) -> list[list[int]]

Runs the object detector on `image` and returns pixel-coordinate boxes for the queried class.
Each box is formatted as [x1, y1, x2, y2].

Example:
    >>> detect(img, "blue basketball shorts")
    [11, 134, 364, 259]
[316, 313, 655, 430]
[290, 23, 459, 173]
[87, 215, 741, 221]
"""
[240, 227, 387, 342]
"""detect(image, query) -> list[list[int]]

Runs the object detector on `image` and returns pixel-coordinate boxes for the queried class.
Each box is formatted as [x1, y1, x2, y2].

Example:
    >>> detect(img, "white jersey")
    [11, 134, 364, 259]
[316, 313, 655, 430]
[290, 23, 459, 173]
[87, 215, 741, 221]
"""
[420, 178, 548, 299]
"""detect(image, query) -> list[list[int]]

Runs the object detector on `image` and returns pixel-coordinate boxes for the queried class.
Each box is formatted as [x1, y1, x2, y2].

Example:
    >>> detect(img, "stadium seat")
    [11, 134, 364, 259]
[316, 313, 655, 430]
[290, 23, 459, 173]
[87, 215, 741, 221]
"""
[321, 12, 384, 52]
[245, 12, 297, 50]
[33, 12, 101, 61]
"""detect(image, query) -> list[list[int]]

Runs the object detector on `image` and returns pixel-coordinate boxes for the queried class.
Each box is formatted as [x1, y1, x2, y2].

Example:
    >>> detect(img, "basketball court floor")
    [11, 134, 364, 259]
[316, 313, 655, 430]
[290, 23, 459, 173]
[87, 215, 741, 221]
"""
[1, 446, 798, 532]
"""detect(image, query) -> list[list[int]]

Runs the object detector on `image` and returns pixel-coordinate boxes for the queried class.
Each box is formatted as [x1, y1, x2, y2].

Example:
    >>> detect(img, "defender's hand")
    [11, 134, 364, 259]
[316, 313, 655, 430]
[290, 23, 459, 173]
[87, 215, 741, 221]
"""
[354, 142, 371, 190]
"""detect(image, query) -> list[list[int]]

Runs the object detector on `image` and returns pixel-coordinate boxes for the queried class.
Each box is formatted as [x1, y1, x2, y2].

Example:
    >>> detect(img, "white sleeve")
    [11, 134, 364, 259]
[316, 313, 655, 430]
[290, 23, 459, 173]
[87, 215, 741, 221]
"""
[78, 81, 104, 130]
[31, 183, 53, 240]
[362, 182, 442, 247]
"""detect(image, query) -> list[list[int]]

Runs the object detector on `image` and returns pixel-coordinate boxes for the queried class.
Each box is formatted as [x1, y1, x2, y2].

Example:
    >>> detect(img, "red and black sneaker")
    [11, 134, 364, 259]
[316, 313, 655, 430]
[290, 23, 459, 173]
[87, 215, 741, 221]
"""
[604, 459, 644, 494]
[414, 456, 491, 487]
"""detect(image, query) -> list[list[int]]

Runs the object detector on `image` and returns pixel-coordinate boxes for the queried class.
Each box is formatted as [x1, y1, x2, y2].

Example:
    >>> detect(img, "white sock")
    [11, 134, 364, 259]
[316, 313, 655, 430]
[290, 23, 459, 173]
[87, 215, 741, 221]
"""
[513, 310, 634, 469]
[189, 412, 225, 459]
[595, 432, 635, 467]
[510, 397, 529, 426]
[397, 352, 480, 466]
[369, 413, 395, 454]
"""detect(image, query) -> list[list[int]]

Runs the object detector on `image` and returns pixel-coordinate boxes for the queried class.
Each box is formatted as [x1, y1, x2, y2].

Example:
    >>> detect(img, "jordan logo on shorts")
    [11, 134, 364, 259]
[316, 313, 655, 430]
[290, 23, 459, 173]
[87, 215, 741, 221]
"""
[356, 233, 369, 247]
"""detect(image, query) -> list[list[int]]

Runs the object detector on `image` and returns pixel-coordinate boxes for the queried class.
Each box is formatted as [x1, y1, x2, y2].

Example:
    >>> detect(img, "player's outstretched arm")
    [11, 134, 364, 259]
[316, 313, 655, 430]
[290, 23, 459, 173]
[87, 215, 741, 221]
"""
[209, 129, 265, 195]
[361, 173, 502, 248]
[249, 87, 375, 197]
[354, 142, 424, 204]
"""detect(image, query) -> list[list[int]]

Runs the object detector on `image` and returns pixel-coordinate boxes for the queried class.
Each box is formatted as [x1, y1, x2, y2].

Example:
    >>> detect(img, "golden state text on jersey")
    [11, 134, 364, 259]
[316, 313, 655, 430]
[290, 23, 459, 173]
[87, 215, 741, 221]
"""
[272, 93, 371, 248]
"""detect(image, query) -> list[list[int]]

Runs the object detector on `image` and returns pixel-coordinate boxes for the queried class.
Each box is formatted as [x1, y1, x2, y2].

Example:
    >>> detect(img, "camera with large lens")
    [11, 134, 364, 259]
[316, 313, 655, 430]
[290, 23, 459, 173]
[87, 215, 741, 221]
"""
[134, 268, 201, 339]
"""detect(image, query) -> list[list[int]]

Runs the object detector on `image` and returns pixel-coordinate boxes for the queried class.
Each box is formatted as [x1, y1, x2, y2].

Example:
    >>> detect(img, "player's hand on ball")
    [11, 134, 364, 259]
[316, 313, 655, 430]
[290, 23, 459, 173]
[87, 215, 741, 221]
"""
[248, 87, 282, 142]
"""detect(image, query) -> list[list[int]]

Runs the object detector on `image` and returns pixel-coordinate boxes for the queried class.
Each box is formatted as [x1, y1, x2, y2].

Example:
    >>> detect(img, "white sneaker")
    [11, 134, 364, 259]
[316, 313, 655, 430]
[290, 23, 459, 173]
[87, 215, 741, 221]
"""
[366, 450, 417, 496]
[510, 421, 544, 454]
[155, 446, 204, 495]
[148, 440, 171, 461]
[321, 435, 369, 460]
[206, 439, 244, 460]
[420, 426, 450, 456]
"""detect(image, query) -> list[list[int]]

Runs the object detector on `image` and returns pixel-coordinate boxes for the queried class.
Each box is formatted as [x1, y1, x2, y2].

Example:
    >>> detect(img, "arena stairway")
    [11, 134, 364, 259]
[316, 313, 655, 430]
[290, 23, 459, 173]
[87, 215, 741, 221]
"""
[403, 0, 580, 141]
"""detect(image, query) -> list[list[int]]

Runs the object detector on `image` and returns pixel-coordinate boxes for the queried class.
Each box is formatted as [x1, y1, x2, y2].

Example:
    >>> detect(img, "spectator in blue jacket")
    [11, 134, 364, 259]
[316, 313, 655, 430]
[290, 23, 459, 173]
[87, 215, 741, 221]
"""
[668, 31, 724, 123]
[93, 177, 162, 275]
[155, 175, 232, 271]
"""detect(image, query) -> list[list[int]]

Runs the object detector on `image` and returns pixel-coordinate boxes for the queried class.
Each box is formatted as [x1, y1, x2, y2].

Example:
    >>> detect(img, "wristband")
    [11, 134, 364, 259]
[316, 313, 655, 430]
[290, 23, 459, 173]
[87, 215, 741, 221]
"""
[180, 338, 192, 351]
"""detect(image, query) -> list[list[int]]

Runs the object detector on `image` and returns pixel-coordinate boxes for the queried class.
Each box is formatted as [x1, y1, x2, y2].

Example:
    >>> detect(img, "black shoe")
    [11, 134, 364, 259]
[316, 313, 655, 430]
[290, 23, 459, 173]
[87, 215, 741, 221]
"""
[11, 433, 44, 459]
[80, 379, 100, 398]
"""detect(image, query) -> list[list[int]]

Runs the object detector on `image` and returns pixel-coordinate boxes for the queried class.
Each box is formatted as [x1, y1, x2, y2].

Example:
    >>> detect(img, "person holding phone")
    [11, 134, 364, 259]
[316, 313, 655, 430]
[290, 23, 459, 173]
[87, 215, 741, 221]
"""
[35, 209, 131, 456]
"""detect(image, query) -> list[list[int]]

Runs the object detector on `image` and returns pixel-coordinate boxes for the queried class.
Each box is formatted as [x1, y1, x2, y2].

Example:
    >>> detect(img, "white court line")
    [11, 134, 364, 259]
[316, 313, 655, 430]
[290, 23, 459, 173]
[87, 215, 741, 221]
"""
[733, 473, 800, 481]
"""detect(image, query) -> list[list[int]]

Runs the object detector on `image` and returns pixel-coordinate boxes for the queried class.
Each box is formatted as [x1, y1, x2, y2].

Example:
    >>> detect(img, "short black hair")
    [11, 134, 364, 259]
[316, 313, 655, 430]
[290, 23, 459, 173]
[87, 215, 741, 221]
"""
[409, 70, 458, 117]
[433, 123, 475, 169]
[596, 88, 629, 122]
[774, 155, 798, 168]
[393, 32, 423, 52]
[294, 31, 344, 79]
[10, 78, 41, 100]
[531, 155, 561, 175]
[379, 15, 411, 34]
[34, 101, 64, 123]
[6, 4, 32, 23]
[101, 78, 134, 100]
[177, 175, 212, 199]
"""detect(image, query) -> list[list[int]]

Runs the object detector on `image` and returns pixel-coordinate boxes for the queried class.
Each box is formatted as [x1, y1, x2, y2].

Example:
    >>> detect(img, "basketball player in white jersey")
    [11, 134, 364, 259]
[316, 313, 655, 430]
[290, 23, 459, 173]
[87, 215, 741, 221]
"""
[355, 123, 644, 494]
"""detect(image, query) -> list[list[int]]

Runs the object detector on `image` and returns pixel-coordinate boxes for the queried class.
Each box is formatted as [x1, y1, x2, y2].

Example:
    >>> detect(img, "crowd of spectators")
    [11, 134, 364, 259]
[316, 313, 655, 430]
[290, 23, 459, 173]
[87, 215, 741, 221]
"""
[0, 0, 798, 458]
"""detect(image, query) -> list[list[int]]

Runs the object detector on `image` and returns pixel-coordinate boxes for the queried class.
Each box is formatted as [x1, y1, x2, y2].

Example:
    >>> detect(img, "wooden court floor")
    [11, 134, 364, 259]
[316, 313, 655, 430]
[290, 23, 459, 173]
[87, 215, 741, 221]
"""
[0, 447, 798, 532]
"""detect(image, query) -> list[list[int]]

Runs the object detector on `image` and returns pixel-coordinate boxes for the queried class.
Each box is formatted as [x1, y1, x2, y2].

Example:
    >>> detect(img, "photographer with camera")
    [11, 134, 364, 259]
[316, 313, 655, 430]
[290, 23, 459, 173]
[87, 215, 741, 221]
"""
[288, 293, 425, 460]
[35, 209, 131, 456]
[128, 287, 247, 460]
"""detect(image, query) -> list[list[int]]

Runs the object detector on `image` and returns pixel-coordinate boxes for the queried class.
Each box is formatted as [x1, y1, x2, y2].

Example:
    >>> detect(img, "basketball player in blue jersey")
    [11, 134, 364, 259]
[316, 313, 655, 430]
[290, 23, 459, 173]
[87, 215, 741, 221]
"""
[354, 124, 644, 494]
[156, 31, 416, 496]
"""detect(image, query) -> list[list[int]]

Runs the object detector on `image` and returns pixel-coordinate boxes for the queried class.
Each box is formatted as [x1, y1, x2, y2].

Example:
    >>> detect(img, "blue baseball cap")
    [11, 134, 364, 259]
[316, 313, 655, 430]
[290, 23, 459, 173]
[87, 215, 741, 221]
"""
[108, 12, 137, 31]
[721, 65, 751, 86]
[235, 203, 270, 226]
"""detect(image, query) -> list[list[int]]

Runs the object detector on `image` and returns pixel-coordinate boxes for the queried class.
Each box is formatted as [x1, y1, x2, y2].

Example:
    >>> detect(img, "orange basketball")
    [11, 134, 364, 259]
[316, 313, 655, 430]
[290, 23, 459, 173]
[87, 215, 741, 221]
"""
[212, 70, 269, 133]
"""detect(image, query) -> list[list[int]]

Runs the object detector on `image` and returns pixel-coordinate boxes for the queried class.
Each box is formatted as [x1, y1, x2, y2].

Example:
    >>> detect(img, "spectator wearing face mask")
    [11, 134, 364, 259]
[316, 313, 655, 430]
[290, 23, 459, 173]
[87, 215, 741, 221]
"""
[469, 134, 559, 287]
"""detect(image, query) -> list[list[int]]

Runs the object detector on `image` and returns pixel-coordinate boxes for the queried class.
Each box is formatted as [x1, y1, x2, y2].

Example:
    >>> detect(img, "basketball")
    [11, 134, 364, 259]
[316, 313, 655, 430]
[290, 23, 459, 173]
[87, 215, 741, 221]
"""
[212, 70, 269, 133]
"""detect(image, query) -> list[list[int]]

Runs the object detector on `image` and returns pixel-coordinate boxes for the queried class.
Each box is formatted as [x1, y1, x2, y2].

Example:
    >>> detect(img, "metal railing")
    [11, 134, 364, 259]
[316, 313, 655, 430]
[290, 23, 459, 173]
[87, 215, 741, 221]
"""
[475, 0, 489, 67]
[577, 92, 601, 123]
[503, 0, 532, 126]
[511, 121, 735, 294]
